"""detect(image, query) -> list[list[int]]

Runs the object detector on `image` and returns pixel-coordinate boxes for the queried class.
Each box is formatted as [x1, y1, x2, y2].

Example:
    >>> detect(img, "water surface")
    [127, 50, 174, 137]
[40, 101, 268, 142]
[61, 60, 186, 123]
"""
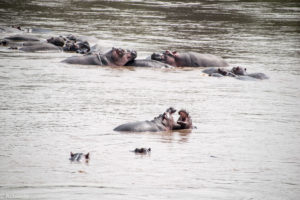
[0, 0, 299, 199]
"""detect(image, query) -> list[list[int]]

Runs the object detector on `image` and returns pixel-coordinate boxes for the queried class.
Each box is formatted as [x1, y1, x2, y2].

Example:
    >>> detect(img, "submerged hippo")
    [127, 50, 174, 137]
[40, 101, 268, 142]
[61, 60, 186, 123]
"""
[125, 59, 173, 68]
[19, 42, 61, 52]
[203, 66, 268, 80]
[62, 47, 137, 66]
[4, 34, 40, 41]
[151, 50, 228, 67]
[132, 148, 151, 154]
[69, 152, 90, 162]
[173, 109, 193, 130]
[114, 107, 177, 132]
[47, 35, 91, 54]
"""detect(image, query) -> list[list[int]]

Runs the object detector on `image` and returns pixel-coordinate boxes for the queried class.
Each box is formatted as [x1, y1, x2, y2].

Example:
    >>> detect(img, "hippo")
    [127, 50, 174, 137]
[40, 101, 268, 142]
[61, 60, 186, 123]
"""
[203, 66, 269, 80]
[173, 109, 193, 130]
[0, 26, 22, 33]
[47, 35, 91, 54]
[63, 40, 90, 54]
[0, 39, 61, 52]
[132, 148, 151, 154]
[4, 34, 40, 41]
[151, 50, 228, 67]
[47, 36, 65, 47]
[62, 47, 137, 66]
[19, 42, 61, 52]
[125, 59, 173, 68]
[69, 152, 90, 162]
[114, 107, 177, 132]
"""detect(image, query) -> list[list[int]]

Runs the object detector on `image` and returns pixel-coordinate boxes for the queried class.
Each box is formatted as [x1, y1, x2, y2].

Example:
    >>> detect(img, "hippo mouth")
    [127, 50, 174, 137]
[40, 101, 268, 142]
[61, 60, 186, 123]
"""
[166, 107, 176, 114]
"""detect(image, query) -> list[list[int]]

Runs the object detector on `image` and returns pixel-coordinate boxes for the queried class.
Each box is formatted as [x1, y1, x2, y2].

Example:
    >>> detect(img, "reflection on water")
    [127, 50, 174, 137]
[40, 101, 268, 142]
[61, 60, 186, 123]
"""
[0, 0, 300, 199]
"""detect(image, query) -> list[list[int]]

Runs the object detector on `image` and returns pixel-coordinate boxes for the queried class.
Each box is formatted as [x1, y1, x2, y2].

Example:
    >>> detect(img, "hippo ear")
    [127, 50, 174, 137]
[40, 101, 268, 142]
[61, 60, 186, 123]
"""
[85, 153, 90, 159]
[172, 51, 177, 54]
[70, 152, 74, 157]
[244, 68, 247, 71]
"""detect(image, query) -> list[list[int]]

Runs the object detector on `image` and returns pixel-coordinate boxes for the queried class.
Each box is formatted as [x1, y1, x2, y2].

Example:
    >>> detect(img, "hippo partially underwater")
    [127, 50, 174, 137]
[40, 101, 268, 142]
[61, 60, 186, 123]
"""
[69, 152, 90, 162]
[62, 47, 137, 66]
[151, 50, 228, 67]
[1, 33, 95, 53]
[114, 107, 193, 132]
[203, 66, 268, 80]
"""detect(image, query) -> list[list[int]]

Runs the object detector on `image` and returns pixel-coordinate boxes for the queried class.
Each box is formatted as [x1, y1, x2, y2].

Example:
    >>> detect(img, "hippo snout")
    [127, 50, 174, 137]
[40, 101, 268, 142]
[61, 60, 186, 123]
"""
[131, 50, 137, 59]
[166, 107, 176, 114]
[151, 52, 163, 61]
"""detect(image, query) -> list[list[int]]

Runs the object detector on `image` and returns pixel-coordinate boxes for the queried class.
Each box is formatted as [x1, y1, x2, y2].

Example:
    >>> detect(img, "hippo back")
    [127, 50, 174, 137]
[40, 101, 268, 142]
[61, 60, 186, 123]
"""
[20, 43, 61, 52]
[247, 73, 269, 80]
[125, 59, 173, 68]
[179, 52, 228, 67]
[62, 53, 105, 65]
[114, 121, 164, 132]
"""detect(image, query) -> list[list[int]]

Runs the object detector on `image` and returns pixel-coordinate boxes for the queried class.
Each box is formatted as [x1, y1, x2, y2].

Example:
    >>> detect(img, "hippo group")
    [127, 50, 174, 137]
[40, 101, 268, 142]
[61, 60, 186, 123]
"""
[1, 27, 269, 79]
[0, 33, 96, 54]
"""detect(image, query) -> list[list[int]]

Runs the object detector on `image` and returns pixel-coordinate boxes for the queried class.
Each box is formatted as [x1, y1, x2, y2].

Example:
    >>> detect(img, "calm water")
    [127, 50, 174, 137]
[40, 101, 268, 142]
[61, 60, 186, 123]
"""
[0, 0, 300, 199]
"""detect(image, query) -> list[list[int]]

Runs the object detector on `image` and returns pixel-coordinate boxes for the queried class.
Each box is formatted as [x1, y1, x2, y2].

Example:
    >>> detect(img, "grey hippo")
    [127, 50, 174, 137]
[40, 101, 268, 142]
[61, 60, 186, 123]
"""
[132, 148, 151, 154]
[1, 34, 93, 53]
[125, 59, 173, 68]
[114, 107, 177, 132]
[62, 47, 137, 66]
[203, 66, 269, 80]
[47, 35, 91, 54]
[151, 50, 228, 67]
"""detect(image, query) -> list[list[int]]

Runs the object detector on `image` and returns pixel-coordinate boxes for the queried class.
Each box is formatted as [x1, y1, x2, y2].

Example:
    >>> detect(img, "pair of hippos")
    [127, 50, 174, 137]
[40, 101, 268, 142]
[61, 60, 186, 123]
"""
[69, 147, 151, 162]
[114, 107, 193, 132]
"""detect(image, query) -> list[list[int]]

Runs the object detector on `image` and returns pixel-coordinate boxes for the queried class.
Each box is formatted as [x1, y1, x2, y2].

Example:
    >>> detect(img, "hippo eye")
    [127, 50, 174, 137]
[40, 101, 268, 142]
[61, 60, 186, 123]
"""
[244, 68, 247, 71]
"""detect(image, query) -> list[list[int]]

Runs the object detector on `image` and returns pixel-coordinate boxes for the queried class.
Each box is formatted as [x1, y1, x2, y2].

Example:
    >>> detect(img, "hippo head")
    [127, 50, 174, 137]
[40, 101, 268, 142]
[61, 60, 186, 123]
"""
[76, 41, 90, 54]
[151, 50, 178, 67]
[70, 152, 90, 163]
[0, 39, 8, 46]
[231, 66, 247, 76]
[63, 40, 78, 52]
[47, 36, 65, 47]
[111, 47, 137, 66]
[161, 107, 177, 130]
[66, 34, 77, 42]
[177, 109, 193, 129]
[217, 68, 229, 76]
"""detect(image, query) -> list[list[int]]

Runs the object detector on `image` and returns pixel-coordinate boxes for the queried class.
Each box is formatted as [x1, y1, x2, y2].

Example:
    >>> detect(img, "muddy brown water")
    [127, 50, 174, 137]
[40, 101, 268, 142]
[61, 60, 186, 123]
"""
[0, 0, 299, 199]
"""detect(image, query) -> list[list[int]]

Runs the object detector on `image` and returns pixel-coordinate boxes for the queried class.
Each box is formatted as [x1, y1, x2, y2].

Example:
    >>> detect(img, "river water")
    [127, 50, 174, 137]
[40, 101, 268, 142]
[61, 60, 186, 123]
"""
[0, 0, 299, 199]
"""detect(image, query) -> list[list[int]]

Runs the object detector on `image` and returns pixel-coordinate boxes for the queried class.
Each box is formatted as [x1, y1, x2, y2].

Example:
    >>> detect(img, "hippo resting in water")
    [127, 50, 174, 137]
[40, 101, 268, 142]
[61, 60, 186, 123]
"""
[151, 50, 228, 67]
[114, 107, 193, 132]
[1, 34, 61, 52]
[203, 66, 268, 80]
[47, 35, 92, 54]
[125, 59, 173, 68]
[114, 107, 177, 132]
[62, 47, 137, 66]
[70, 152, 90, 162]
[1, 34, 93, 53]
